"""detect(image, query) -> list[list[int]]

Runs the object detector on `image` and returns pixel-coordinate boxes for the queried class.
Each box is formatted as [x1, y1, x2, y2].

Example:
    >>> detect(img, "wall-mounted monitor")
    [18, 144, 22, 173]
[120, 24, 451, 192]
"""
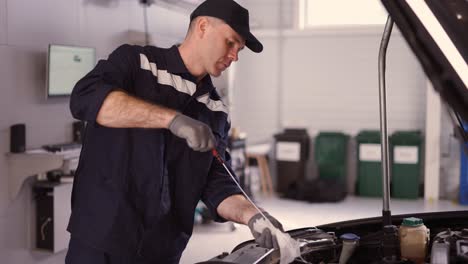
[46, 44, 96, 98]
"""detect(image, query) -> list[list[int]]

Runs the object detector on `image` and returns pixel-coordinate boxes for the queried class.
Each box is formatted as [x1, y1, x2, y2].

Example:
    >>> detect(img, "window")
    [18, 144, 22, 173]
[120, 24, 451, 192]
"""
[298, 0, 389, 29]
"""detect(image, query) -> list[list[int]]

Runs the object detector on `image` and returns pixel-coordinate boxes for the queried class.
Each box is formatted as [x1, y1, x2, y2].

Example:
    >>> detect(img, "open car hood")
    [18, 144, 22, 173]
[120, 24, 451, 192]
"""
[381, 0, 468, 121]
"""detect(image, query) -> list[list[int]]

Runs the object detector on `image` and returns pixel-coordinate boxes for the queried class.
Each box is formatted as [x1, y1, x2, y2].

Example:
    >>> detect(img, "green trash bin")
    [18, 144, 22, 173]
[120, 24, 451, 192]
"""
[315, 132, 349, 182]
[390, 131, 423, 199]
[356, 130, 382, 197]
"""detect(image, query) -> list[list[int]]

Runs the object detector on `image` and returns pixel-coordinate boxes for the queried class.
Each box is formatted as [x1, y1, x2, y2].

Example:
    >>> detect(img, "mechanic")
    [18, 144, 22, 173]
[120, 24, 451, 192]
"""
[65, 0, 284, 263]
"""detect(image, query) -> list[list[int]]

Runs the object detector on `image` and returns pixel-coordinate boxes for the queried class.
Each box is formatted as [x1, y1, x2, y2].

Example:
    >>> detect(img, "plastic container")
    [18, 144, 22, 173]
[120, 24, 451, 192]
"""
[339, 233, 360, 264]
[390, 131, 423, 199]
[356, 130, 382, 197]
[315, 132, 349, 182]
[399, 217, 429, 264]
[274, 128, 310, 193]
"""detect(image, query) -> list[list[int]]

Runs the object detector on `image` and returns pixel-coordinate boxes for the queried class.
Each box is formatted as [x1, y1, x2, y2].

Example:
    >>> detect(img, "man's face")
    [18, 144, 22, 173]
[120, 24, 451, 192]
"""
[202, 21, 246, 77]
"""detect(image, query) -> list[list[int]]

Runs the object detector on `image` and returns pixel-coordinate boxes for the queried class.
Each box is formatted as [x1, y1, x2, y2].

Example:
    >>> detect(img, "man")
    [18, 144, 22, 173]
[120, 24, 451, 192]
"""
[65, 0, 284, 263]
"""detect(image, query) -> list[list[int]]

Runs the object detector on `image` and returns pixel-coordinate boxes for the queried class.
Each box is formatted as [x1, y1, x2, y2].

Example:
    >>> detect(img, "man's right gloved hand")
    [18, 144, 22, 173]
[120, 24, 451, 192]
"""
[168, 113, 216, 152]
[248, 212, 284, 249]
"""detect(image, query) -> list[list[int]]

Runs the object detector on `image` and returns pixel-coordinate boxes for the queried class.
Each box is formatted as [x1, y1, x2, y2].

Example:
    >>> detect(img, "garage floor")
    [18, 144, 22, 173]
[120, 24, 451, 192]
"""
[180, 195, 468, 263]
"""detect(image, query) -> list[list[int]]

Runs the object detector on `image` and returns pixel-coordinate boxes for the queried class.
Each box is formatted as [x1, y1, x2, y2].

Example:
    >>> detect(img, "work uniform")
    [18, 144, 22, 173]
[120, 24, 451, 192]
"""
[67, 44, 241, 263]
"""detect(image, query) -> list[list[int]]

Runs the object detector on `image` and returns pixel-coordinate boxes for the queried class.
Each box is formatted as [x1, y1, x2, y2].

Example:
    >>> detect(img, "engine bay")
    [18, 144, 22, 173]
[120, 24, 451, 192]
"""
[198, 211, 468, 264]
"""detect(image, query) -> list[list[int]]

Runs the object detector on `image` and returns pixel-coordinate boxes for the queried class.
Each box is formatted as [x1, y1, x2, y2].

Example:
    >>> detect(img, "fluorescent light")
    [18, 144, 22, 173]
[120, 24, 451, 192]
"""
[406, 0, 468, 89]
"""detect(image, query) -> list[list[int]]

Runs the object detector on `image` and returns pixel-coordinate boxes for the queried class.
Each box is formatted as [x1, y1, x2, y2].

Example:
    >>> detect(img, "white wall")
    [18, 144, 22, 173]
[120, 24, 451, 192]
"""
[232, 27, 427, 143]
[230, 34, 282, 142]
[128, 3, 189, 47]
[239, 0, 296, 29]
[283, 29, 427, 135]
[0, 0, 6, 45]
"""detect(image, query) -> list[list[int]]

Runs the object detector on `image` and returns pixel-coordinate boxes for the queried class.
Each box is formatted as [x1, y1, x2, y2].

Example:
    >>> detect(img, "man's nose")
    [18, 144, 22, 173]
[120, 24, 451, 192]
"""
[228, 49, 239, 62]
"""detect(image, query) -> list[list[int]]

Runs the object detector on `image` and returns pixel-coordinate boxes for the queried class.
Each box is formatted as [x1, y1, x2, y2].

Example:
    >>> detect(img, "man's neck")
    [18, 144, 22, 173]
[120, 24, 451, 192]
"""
[178, 42, 207, 83]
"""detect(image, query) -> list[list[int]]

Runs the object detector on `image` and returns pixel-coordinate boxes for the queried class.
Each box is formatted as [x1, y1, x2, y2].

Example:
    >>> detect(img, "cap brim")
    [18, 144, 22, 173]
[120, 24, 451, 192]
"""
[245, 31, 263, 53]
[232, 25, 263, 53]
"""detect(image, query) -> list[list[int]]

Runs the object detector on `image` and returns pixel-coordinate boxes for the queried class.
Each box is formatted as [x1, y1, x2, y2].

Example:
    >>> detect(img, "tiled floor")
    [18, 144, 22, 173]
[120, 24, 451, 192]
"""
[180, 195, 468, 263]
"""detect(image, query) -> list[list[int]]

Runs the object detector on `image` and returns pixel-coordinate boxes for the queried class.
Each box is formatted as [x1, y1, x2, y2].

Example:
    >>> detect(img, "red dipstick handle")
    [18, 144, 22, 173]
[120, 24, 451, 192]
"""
[212, 148, 224, 164]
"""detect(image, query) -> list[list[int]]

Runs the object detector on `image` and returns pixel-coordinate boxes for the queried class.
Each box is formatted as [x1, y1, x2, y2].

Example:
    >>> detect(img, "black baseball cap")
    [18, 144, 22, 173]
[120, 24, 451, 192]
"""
[190, 0, 263, 53]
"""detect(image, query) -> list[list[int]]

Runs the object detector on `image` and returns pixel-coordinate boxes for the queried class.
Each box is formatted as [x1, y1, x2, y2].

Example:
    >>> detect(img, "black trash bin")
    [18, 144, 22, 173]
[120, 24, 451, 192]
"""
[274, 128, 310, 194]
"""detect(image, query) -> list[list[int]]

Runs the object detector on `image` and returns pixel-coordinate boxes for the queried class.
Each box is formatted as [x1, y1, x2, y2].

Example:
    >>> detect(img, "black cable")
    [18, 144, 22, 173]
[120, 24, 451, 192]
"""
[143, 4, 149, 45]
[445, 103, 468, 155]
[139, 0, 153, 5]
[139, 0, 153, 46]
[456, 122, 468, 157]
[454, 112, 468, 143]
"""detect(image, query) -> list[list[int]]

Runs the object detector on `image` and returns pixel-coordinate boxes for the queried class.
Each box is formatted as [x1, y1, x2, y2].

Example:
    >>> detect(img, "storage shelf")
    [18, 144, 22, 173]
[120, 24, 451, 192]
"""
[6, 148, 80, 200]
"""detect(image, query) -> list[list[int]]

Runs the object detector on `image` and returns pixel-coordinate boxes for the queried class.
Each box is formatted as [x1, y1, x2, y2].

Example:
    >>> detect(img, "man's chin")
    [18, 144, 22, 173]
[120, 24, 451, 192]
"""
[210, 70, 222, 77]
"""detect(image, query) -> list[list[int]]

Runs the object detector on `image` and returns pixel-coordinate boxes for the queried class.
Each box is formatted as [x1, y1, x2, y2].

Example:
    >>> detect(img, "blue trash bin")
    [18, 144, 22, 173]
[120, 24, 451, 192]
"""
[460, 123, 468, 205]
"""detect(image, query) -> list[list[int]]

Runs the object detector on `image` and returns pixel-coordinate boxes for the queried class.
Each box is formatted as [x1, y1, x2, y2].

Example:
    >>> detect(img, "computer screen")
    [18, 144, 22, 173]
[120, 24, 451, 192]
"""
[46, 44, 96, 98]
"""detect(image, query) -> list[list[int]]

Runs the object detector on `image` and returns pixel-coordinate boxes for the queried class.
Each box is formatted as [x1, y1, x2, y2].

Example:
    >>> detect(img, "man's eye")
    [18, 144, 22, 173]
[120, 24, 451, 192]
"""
[227, 41, 234, 47]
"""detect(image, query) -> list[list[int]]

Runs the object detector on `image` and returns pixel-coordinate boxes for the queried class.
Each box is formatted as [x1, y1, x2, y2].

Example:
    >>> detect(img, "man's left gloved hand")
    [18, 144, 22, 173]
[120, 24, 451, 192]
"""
[247, 212, 284, 249]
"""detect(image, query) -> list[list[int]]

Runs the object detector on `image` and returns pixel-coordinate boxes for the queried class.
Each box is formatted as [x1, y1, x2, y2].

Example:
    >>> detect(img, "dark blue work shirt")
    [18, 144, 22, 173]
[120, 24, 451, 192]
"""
[68, 44, 242, 262]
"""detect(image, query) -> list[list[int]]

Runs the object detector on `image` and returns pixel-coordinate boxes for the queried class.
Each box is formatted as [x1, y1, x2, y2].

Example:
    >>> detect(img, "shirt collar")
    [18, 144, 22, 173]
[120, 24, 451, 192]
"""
[165, 45, 215, 95]
[165, 45, 189, 74]
[194, 74, 215, 97]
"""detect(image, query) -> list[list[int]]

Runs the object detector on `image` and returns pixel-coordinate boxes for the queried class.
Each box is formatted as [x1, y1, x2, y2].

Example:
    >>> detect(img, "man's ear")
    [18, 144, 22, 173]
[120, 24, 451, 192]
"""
[196, 17, 209, 38]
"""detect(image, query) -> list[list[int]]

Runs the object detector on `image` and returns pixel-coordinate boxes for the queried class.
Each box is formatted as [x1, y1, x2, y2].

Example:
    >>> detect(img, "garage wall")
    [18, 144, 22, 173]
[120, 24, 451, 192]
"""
[239, 0, 296, 29]
[230, 34, 282, 142]
[232, 28, 427, 143]
[281, 29, 427, 135]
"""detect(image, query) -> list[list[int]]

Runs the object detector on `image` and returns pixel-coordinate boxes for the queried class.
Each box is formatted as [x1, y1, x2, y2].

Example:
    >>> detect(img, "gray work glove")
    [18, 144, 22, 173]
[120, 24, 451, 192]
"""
[247, 212, 284, 249]
[168, 113, 216, 152]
